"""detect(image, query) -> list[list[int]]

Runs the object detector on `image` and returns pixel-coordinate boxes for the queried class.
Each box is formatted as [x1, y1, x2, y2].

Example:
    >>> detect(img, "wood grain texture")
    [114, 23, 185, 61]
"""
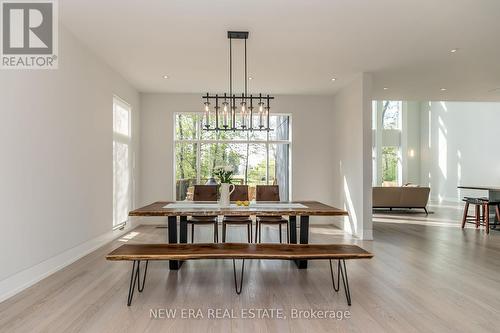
[129, 200, 348, 217]
[106, 243, 373, 261]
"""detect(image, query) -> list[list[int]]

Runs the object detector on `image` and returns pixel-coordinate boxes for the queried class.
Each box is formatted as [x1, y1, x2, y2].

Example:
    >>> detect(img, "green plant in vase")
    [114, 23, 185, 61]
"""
[213, 166, 235, 207]
[213, 166, 233, 184]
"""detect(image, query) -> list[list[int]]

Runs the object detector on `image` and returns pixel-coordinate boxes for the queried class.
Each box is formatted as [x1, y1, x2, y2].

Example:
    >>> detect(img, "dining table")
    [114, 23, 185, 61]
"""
[457, 185, 500, 200]
[129, 200, 348, 270]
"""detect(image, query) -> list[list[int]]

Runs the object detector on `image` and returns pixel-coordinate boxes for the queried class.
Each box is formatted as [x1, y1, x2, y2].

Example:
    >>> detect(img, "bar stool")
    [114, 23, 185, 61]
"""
[461, 197, 487, 230]
[188, 185, 219, 243]
[478, 198, 500, 234]
[222, 185, 253, 243]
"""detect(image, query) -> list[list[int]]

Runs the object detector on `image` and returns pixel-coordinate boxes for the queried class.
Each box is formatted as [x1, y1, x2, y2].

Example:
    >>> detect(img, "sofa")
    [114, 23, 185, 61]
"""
[372, 186, 430, 214]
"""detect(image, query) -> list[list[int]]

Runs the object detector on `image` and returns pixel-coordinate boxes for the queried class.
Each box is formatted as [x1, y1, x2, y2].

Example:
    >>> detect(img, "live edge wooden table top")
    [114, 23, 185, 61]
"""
[129, 201, 348, 217]
[129, 201, 348, 270]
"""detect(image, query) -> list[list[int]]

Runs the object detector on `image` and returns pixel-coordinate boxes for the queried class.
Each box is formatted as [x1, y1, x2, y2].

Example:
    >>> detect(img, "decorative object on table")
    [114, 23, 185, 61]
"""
[219, 183, 235, 208]
[205, 177, 218, 185]
[213, 166, 233, 183]
[223, 185, 252, 243]
[214, 166, 235, 207]
[201, 31, 274, 132]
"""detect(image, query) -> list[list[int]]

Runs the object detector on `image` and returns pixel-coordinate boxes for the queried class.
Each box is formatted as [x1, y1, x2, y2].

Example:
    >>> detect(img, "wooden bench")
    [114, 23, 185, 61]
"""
[106, 243, 373, 306]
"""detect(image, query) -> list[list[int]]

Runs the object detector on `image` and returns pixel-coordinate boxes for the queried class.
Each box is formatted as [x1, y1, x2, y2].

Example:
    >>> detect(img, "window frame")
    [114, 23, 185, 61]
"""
[113, 95, 133, 228]
[172, 111, 293, 200]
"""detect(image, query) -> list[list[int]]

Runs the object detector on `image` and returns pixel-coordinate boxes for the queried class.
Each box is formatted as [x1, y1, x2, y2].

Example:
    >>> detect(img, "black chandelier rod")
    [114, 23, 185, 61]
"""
[229, 38, 232, 102]
[244, 38, 247, 99]
[202, 31, 273, 132]
[266, 94, 270, 129]
[232, 94, 236, 127]
[215, 94, 219, 129]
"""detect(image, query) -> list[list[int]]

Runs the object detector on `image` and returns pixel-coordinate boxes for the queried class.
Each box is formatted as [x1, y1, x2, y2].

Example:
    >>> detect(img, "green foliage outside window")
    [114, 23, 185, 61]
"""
[382, 146, 399, 184]
[174, 113, 289, 200]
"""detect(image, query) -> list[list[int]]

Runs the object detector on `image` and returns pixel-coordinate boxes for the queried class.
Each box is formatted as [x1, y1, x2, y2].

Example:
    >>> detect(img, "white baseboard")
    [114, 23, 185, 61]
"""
[359, 229, 373, 240]
[330, 220, 373, 240]
[429, 196, 460, 203]
[0, 220, 138, 303]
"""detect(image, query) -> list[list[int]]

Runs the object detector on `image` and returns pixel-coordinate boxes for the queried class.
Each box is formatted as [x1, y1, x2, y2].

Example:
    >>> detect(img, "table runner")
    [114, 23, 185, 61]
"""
[163, 202, 308, 209]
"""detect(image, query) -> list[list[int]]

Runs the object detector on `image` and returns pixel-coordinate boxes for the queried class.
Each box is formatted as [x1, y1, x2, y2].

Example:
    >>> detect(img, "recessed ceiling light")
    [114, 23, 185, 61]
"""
[450, 48, 458, 53]
[331, 78, 337, 82]
[440, 88, 447, 91]
[383, 87, 389, 90]
[162, 75, 169, 79]
[248, 77, 253, 80]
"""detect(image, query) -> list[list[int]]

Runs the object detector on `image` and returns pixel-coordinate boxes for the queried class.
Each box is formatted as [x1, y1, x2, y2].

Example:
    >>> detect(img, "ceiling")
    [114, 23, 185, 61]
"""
[60, 0, 500, 100]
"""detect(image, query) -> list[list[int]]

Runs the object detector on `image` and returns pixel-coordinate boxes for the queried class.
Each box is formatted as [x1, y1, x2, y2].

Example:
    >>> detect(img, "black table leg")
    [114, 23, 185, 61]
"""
[168, 216, 183, 270]
[179, 216, 188, 266]
[180, 216, 188, 243]
[289, 216, 297, 244]
[295, 215, 309, 269]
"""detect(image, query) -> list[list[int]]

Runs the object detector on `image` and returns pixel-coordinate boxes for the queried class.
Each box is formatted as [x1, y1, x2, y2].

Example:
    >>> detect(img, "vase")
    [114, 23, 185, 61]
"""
[219, 183, 235, 207]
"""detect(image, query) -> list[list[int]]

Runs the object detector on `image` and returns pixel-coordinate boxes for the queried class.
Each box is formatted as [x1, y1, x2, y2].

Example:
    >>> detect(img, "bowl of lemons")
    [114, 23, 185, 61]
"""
[235, 200, 250, 207]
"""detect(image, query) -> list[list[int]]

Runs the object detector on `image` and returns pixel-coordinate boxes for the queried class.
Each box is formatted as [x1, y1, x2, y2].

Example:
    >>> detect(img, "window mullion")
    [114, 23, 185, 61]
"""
[196, 140, 201, 184]
[266, 142, 269, 184]
[196, 115, 201, 184]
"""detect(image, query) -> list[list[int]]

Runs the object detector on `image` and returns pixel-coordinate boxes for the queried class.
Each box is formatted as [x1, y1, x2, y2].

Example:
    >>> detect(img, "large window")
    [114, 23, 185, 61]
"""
[113, 96, 133, 227]
[174, 113, 291, 201]
[381, 101, 402, 186]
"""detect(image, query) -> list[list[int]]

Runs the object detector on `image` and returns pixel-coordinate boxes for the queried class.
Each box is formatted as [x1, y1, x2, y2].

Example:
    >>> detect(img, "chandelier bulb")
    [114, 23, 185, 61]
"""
[203, 102, 211, 128]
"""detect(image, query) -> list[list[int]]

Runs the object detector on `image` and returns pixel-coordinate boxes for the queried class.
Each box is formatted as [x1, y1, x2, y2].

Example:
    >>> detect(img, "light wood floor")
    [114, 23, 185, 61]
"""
[1, 205, 500, 333]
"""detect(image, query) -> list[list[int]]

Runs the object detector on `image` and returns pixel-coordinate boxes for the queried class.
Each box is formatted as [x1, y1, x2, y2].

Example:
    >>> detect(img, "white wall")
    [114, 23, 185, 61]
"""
[331, 74, 373, 240]
[402, 101, 421, 184]
[0, 26, 140, 301]
[139, 93, 337, 224]
[420, 101, 500, 201]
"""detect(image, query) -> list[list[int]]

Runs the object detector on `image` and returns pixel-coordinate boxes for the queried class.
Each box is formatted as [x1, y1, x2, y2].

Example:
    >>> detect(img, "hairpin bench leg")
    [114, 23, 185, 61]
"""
[127, 260, 149, 306]
[329, 259, 340, 292]
[329, 259, 352, 306]
[233, 259, 245, 295]
[137, 260, 149, 292]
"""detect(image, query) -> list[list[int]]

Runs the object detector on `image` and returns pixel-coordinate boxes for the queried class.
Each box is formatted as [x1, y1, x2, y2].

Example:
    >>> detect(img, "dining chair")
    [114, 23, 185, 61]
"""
[255, 185, 289, 243]
[222, 185, 252, 243]
[188, 185, 219, 243]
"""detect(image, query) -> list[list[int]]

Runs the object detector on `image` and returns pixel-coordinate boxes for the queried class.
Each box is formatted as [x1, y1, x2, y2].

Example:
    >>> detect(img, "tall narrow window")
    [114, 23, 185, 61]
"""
[113, 96, 132, 227]
[380, 100, 402, 186]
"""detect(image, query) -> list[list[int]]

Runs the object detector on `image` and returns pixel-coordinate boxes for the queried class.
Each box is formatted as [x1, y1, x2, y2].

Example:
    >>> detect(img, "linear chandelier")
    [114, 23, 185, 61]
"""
[202, 31, 274, 132]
